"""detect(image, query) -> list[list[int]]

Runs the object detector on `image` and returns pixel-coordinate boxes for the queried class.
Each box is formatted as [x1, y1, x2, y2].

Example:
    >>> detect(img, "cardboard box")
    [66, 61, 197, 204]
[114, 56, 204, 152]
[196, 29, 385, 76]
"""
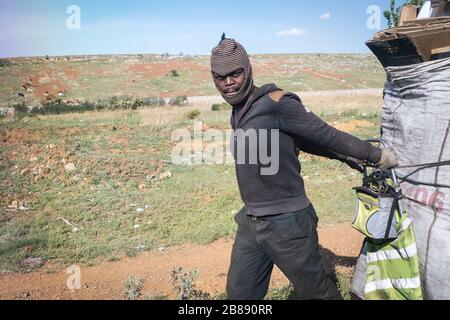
[400, 5, 418, 26]
[417, 0, 448, 19]
[403, 26, 450, 61]
[373, 18, 450, 40]
[366, 37, 424, 68]
[430, 0, 450, 17]
[431, 46, 450, 60]
[402, 16, 450, 26]
[444, 2, 450, 16]
[368, 17, 450, 67]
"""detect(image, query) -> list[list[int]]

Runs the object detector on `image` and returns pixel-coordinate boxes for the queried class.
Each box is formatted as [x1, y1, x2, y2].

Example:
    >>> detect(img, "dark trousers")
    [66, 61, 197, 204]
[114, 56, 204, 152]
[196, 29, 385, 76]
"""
[226, 204, 343, 300]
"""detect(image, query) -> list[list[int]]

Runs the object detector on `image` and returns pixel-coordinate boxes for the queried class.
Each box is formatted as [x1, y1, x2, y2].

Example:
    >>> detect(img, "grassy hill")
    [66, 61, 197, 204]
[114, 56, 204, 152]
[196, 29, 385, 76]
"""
[0, 53, 385, 107]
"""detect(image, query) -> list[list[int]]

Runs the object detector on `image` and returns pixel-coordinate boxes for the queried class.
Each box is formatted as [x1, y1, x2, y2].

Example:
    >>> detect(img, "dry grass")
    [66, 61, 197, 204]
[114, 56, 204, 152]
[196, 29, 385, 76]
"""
[0, 91, 382, 273]
[302, 94, 383, 116]
[139, 105, 211, 126]
[39, 110, 132, 122]
[0, 54, 385, 107]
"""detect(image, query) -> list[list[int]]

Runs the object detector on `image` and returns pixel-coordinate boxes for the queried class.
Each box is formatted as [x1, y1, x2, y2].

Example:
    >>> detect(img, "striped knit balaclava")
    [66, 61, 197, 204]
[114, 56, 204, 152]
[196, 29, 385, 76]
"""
[210, 37, 254, 106]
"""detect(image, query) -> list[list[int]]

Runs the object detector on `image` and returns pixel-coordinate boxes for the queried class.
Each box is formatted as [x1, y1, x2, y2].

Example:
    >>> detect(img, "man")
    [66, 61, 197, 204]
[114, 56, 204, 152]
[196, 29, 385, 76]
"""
[210, 36, 398, 300]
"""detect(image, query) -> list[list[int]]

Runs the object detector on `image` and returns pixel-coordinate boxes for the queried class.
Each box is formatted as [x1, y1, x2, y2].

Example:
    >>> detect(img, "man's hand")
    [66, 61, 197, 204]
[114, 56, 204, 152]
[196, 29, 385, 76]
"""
[376, 147, 399, 171]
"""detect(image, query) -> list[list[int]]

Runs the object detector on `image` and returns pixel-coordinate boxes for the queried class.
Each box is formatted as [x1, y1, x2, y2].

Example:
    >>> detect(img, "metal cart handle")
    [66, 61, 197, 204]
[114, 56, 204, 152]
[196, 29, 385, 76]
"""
[365, 138, 406, 216]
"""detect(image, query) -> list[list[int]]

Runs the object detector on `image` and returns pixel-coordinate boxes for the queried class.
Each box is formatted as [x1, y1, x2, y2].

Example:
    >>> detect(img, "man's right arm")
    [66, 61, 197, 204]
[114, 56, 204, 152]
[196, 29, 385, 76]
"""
[300, 140, 365, 172]
[275, 93, 382, 165]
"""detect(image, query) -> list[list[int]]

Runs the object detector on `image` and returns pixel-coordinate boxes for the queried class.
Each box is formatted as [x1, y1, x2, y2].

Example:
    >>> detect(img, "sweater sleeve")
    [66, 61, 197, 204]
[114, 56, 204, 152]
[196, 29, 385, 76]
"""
[276, 93, 382, 164]
[300, 140, 365, 172]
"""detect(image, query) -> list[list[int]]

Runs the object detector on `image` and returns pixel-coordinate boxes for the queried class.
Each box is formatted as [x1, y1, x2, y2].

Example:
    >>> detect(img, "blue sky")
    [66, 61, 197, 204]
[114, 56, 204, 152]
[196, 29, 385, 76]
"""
[0, 0, 394, 58]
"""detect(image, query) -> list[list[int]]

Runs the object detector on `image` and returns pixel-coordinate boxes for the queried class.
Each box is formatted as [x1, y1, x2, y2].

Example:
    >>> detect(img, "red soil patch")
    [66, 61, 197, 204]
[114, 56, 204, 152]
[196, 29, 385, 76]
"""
[28, 71, 68, 98]
[334, 120, 372, 133]
[94, 69, 107, 77]
[253, 60, 291, 76]
[0, 224, 364, 300]
[25, 66, 82, 98]
[128, 61, 209, 79]
[34, 84, 68, 98]
[1, 127, 44, 145]
[62, 68, 81, 80]
[302, 69, 345, 81]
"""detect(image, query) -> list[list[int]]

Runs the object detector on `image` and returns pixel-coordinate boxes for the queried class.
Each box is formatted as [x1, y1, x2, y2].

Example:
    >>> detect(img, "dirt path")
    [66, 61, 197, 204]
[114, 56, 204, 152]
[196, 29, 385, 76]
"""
[0, 223, 364, 300]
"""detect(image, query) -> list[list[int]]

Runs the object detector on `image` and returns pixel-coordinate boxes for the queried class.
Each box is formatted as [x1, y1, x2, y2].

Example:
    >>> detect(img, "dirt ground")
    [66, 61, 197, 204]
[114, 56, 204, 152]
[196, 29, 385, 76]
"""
[0, 223, 364, 300]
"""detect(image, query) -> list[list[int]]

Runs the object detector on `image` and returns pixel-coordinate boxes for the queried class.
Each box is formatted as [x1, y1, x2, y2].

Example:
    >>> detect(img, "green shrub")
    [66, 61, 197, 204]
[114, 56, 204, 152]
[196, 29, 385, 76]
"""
[171, 267, 210, 300]
[95, 96, 165, 111]
[30, 100, 96, 115]
[108, 96, 132, 110]
[13, 103, 28, 114]
[142, 97, 166, 107]
[170, 69, 180, 77]
[186, 109, 201, 120]
[0, 59, 13, 67]
[266, 285, 297, 300]
[340, 109, 359, 118]
[123, 275, 143, 300]
[11, 95, 168, 116]
[169, 96, 188, 107]
[211, 103, 231, 111]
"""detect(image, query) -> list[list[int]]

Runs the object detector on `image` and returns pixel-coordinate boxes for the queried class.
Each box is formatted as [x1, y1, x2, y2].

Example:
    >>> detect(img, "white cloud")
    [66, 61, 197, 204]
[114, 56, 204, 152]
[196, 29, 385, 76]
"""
[320, 12, 331, 20]
[276, 28, 308, 37]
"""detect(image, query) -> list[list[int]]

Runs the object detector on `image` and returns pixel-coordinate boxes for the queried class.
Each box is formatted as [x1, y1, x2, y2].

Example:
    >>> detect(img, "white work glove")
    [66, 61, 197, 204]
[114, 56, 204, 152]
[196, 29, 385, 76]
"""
[376, 147, 399, 171]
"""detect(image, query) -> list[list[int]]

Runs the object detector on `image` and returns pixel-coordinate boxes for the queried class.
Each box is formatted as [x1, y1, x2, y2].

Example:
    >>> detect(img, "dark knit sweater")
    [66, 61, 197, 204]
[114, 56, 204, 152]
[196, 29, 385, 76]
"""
[230, 84, 382, 217]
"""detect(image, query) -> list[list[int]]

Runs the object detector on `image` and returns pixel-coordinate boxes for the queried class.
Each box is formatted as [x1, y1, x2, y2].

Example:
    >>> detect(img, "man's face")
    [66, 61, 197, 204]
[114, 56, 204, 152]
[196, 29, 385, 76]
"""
[212, 68, 245, 99]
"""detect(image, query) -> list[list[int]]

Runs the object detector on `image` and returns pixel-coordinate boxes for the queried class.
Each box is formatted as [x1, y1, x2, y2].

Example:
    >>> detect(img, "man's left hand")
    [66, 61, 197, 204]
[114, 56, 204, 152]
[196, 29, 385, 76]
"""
[376, 147, 399, 171]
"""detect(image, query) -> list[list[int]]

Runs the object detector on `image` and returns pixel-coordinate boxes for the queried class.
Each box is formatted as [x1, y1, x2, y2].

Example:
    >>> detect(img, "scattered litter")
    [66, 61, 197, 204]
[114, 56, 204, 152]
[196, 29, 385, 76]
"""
[136, 208, 144, 214]
[133, 224, 141, 229]
[9, 200, 19, 209]
[158, 247, 166, 252]
[20, 168, 31, 176]
[58, 217, 83, 232]
[64, 163, 76, 172]
[18, 204, 30, 211]
[6, 201, 30, 212]
[159, 171, 172, 180]
[21, 257, 44, 269]
[59, 217, 73, 227]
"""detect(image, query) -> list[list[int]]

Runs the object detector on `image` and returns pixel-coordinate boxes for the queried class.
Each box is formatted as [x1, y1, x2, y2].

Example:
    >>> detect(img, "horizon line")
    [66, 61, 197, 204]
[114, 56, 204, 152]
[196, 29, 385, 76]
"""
[1, 51, 375, 60]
